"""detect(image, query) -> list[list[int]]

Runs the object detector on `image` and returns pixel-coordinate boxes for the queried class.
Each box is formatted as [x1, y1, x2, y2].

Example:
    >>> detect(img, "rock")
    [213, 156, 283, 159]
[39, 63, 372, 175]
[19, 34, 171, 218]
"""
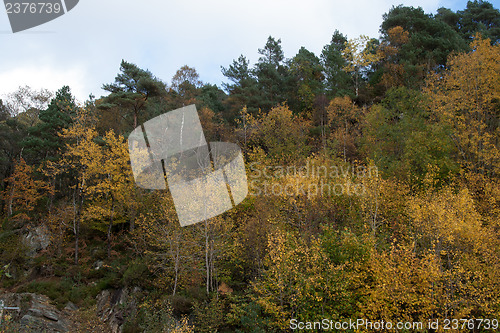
[64, 301, 78, 312]
[27, 307, 43, 317]
[21, 313, 69, 332]
[23, 226, 51, 257]
[96, 288, 138, 333]
[20, 314, 39, 326]
[0, 292, 72, 332]
[94, 260, 104, 270]
[96, 290, 111, 315]
[43, 310, 59, 321]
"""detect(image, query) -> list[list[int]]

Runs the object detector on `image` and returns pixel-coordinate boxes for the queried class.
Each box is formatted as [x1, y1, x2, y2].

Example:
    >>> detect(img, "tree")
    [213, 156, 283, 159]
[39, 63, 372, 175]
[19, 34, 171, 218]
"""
[405, 186, 500, 317]
[135, 204, 198, 296]
[3, 85, 53, 118]
[381, 5, 468, 72]
[342, 35, 380, 97]
[21, 86, 76, 163]
[376, 26, 410, 91]
[83, 130, 137, 258]
[364, 242, 442, 323]
[327, 96, 361, 162]
[198, 83, 227, 116]
[249, 104, 311, 164]
[252, 230, 324, 330]
[321, 30, 352, 98]
[425, 36, 500, 177]
[458, 0, 500, 43]
[363, 87, 457, 186]
[289, 47, 324, 114]
[101, 60, 167, 132]
[0, 108, 27, 199]
[254, 36, 293, 111]
[424, 36, 500, 225]
[169, 65, 203, 105]
[171, 65, 202, 92]
[0, 100, 9, 122]
[1, 158, 51, 223]
[253, 228, 367, 330]
[436, 7, 460, 31]
[44, 106, 100, 264]
[221, 55, 260, 120]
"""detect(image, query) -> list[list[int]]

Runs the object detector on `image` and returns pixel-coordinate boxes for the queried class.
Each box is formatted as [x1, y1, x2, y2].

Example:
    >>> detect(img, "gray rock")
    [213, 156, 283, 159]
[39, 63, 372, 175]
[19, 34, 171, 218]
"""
[23, 226, 51, 257]
[20, 314, 39, 326]
[1, 292, 72, 332]
[20, 313, 69, 332]
[27, 307, 43, 317]
[94, 260, 104, 270]
[43, 310, 59, 321]
[64, 302, 78, 312]
[96, 288, 139, 333]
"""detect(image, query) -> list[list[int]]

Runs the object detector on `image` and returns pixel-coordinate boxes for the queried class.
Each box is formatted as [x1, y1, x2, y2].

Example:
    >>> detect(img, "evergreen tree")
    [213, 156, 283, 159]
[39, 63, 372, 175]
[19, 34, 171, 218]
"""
[221, 55, 260, 120]
[321, 30, 352, 98]
[101, 60, 167, 133]
[381, 5, 468, 70]
[289, 47, 324, 114]
[198, 83, 227, 116]
[254, 36, 293, 112]
[458, 0, 500, 43]
[21, 86, 76, 163]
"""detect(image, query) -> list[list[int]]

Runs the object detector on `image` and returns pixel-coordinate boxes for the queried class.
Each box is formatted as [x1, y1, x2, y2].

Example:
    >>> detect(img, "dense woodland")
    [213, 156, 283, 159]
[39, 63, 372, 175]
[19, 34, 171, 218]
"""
[0, 1, 500, 332]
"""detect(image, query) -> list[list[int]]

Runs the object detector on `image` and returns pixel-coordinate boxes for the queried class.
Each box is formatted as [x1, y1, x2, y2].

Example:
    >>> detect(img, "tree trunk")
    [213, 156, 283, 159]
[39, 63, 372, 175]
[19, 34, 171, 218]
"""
[205, 219, 210, 295]
[173, 251, 179, 296]
[7, 184, 14, 217]
[73, 187, 84, 265]
[107, 199, 115, 259]
[74, 219, 79, 265]
[343, 119, 348, 163]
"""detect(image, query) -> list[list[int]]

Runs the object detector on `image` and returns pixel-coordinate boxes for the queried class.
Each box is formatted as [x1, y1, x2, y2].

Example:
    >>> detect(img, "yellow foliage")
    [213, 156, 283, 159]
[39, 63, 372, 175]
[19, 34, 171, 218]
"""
[425, 35, 500, 177]
[1, 158, 52, 223]
[406, 185, 500, 317]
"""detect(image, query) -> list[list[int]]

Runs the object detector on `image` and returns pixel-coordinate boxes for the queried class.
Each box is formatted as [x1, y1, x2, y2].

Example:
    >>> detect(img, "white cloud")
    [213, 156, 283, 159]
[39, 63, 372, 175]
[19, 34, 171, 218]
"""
[0, 65, 88, 103]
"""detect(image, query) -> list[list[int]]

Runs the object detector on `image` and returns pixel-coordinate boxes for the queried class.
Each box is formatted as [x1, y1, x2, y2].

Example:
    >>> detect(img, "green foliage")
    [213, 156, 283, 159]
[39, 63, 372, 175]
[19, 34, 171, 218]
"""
[458, 0, 500, 43]
[1, 3, 500, 332]
[0, 229, 28, 285]
[321, 30, 352, 98]
[289, 47, 325, 113]
[192, 295, 225, 333]
[198, 83, 227, 116]
[122, 259, 152, 288]
[21, 86, 76, 163]
[322, 228, 371, 265]
[254, 36, 294, 112]
[363, 87, 458, 187]
[229, 299, 271, 333]
[18, 277, 99, 310]
[100, 60, 167, 133]
[222, 55, 261, 120]
[381, 5, 468, 76]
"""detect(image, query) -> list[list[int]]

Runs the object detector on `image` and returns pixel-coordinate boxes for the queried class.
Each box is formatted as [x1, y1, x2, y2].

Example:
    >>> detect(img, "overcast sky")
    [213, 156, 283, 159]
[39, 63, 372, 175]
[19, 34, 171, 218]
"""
[0, 0, 469, 103]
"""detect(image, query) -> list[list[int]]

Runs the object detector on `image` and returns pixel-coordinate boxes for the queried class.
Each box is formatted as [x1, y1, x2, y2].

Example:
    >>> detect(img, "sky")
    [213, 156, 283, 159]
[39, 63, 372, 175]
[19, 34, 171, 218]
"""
[0, 0, 470, 104]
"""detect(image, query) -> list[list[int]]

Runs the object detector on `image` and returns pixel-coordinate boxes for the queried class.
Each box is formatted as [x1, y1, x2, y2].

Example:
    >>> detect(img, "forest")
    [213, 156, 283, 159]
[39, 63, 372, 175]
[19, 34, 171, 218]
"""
[0, 1, 499, 332]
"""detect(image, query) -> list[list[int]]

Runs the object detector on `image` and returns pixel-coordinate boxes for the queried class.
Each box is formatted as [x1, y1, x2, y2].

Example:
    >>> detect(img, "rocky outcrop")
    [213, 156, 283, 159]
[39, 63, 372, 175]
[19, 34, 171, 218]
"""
[23, 226, 51, 257]
[96, 288, 138, 333]
[0, 288, 139, 332]
[0, 292, 75, 332]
